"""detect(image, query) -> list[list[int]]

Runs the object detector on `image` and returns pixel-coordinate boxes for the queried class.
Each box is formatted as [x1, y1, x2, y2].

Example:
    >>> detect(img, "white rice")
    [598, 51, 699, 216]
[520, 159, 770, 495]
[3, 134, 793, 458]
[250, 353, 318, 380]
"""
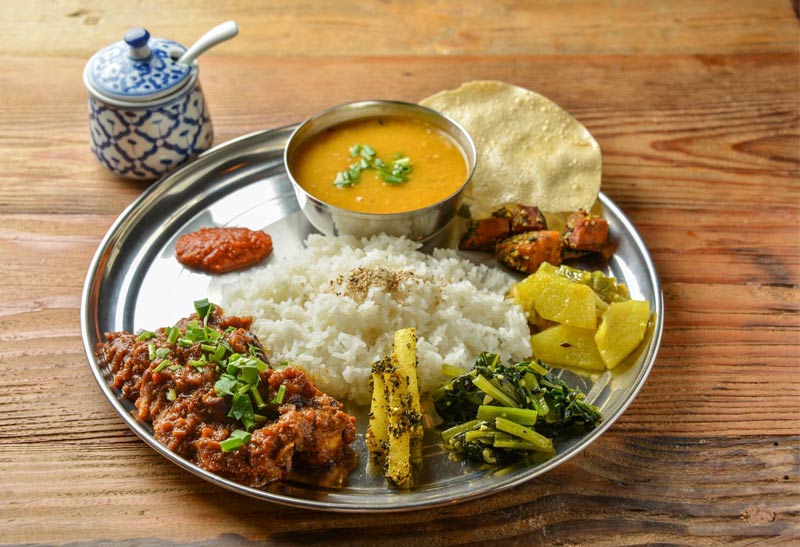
[219, 234, 531, 404]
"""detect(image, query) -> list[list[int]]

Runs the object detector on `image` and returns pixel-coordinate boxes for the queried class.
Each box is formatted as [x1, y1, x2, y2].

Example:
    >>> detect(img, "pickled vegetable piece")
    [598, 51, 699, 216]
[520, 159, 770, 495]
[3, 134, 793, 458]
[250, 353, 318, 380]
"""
[530, 324, 605, 371]
[534, 274, 597, 329]
[595, 300, 650, 368]
[552, 264, 630, 304]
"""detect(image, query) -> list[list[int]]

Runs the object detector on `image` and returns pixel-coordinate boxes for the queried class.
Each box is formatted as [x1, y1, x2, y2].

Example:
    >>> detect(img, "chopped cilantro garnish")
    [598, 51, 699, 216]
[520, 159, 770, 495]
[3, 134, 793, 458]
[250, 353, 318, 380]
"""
[334, 144, 412, 187]
[136, 299, 278, 450]
[214, 374, 238, 396]
[229, 391, 254, 422]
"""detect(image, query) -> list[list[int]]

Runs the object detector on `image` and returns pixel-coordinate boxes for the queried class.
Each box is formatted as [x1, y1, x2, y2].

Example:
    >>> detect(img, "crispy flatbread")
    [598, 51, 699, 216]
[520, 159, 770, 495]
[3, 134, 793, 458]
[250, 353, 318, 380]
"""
[420, 81, 601, 216]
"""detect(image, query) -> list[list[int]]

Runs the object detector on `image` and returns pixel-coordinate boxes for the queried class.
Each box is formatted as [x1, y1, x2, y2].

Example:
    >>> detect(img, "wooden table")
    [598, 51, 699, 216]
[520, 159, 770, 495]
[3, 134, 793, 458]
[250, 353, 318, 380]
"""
[2, 1, 798, 545]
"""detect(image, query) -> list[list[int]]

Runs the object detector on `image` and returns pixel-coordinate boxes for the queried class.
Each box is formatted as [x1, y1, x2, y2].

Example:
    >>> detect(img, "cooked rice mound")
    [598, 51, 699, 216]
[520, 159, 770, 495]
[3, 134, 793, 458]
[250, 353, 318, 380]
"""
[220, 234, 531, 404]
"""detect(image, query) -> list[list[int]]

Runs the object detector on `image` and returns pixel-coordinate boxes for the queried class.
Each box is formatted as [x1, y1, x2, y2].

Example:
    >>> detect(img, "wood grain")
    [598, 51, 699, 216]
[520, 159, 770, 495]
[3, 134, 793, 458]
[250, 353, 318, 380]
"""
[1, 1, 798, 545]
[1, 434, 797, 545]
[3, 0, 798, 57]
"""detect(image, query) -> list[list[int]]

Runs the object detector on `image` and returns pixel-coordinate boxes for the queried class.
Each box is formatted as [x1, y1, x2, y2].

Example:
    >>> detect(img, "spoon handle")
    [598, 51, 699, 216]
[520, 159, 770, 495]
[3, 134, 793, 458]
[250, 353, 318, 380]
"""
[177, 21, 239, 66]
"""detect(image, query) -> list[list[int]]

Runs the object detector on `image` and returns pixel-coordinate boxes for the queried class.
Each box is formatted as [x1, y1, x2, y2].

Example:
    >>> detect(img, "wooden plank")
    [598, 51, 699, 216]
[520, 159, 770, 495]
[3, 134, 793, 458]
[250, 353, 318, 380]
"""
[0, 53, 797, 216]
[0, 2, 798, 542]
[2, 0, 797, 58]
[1, 436, 796, 544]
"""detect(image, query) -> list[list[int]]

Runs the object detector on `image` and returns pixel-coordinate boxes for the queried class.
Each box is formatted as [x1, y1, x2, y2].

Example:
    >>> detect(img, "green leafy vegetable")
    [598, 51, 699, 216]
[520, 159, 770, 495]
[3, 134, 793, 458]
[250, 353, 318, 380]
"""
[433, 352, 602, 465]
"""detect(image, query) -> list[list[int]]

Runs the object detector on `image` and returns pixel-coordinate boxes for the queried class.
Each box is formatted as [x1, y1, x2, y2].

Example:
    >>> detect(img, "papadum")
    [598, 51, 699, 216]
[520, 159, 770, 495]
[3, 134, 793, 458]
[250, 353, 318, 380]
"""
[420, 81, 601, 217]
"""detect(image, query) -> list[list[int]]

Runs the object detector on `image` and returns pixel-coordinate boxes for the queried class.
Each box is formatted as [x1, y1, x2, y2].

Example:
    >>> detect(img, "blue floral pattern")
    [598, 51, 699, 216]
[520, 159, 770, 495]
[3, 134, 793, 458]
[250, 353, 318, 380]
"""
[88, 84, 213, 180]
[88, 38, 191, 99]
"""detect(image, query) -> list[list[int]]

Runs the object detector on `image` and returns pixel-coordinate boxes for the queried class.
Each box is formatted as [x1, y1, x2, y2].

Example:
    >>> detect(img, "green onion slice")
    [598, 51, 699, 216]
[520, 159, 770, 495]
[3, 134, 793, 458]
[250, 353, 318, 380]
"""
[194, 298, 213, 320]
[271, 384, 287, 405]
[334, 144, 412, 187]
[220, 429, 252, 453]
[166, 326, 180, 345]
[135, 330, 155, 342]
[155, 347, 171, 360]
[153, 360, 171, 373]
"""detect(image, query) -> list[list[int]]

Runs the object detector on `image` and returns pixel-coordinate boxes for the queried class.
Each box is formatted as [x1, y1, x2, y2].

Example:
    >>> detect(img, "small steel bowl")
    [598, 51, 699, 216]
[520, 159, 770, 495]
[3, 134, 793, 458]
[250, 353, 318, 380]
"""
[284, 100, 477, 242]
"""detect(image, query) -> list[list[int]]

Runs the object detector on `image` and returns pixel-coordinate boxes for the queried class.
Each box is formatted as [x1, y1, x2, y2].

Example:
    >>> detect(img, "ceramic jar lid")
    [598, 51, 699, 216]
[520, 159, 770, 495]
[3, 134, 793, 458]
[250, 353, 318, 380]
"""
[84, 28, 193, 103]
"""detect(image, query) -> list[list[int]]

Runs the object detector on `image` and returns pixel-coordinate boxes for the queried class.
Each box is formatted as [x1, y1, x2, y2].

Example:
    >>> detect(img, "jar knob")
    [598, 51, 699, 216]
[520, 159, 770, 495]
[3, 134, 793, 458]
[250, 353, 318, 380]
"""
[124, 28, 151, 60]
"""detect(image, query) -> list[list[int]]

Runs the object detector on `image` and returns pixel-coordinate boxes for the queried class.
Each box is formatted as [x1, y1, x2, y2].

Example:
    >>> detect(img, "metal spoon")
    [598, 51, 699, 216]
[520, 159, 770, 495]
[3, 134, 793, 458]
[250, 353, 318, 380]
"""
[177, 21, 239, 66]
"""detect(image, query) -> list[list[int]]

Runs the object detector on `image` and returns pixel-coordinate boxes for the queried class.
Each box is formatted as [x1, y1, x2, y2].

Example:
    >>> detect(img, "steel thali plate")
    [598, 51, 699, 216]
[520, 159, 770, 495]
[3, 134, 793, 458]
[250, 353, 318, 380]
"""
[81, 125, 664, 512]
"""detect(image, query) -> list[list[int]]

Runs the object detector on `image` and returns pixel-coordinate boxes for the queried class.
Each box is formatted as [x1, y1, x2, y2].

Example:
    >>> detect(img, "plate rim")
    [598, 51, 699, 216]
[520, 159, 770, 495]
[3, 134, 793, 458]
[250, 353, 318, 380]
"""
[80, 125, 664, 512]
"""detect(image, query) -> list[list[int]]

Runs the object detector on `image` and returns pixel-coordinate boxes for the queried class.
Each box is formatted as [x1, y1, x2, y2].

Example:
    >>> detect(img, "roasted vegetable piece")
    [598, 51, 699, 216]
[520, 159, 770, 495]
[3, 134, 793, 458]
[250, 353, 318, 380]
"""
[492, 204, 547, 234]
[495, 230, 563, 273]
[366, 328, 422, 487]
[366, 357, 391, 461]
[384, 362, 412, 485]
[434, 352, 602, 465]
[564, 210, 609, 251]
[386, 328, 423, 486]
[459, 216, 511, 251]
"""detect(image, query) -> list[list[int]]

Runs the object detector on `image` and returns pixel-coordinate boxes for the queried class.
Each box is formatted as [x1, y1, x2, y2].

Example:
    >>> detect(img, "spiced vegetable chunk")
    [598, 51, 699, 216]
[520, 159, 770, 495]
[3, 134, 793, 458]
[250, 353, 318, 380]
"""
[459, 204, 612, 273]
[564, 210, 609, 251]
[492, 204, 546, 234]
[495, 230, 564, 273]
[459, 216, 512, 251]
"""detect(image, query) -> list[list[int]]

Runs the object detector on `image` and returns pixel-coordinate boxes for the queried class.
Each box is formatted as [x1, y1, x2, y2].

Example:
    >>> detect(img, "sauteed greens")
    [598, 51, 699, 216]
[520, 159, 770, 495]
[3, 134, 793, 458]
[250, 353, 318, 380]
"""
[433, 352, 602, 465]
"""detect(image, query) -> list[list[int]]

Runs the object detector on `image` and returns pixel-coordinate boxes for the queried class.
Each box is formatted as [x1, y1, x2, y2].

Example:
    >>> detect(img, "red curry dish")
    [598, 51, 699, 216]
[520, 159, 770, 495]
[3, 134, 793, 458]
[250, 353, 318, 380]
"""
[175, 227, 273, 274]
[100, 301, 356, 487]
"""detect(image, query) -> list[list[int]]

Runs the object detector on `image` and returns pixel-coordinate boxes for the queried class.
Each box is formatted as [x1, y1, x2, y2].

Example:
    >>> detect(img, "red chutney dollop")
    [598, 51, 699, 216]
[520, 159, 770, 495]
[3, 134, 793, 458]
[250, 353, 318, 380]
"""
[175, 227, 273, 274]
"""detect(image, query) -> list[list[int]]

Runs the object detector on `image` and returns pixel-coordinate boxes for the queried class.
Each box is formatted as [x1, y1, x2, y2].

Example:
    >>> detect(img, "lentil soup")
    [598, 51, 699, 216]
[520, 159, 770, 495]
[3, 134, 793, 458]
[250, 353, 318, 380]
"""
[290, 116, 468, 214]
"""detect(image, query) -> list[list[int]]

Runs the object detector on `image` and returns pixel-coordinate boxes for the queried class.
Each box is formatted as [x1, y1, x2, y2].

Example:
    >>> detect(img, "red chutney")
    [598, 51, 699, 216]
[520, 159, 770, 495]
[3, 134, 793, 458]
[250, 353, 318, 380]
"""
[175, 227, 273, 274]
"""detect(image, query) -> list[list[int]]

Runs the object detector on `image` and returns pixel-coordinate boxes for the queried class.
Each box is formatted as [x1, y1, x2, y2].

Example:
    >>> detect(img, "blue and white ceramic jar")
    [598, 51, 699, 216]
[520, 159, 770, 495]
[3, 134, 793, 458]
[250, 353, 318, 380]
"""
[83, 28, 214, 180]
